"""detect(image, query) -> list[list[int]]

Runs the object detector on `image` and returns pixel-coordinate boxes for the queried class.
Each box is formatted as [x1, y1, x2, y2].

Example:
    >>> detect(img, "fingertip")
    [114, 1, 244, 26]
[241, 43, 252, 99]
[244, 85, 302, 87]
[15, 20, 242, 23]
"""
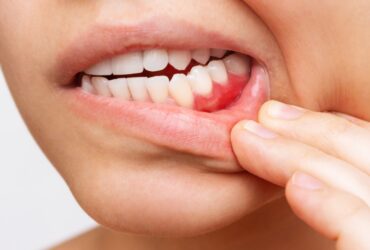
[285, 172, 332, 235]
[286, 174, 370, 245]
[258, 100, 275, 122]
[232, 120, 278, 142]
[231, 120, 256, 154]
[231, 120, 248, 135]
[285, 177, 320, 228]
[291, 172, 325, 191]
[230, 120, 247, 145]
[286, 172, 325, 204]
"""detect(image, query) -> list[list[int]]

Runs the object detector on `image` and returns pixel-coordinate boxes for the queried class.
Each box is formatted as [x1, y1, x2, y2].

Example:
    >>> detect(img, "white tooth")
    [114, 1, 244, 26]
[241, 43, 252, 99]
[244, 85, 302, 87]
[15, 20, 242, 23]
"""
[191, 49, 210, 65]
[146, 76, 170, 104]
[206, 60, 228, 85]
[91, 77, 112, 97]
[169, 74, 194, 108]
[187, 66, 213, 97]
[112, 52, 144, 75]
[223, 54, 251, 76]
[85, 59, 112, 76]
[211, 49, 227, 58]
[143, 49, 169, 72]
[81, 75, 96, 94]
[108, 78, 131, 100]
[168, 50, 192, 71]
[127, 77, 149, 102]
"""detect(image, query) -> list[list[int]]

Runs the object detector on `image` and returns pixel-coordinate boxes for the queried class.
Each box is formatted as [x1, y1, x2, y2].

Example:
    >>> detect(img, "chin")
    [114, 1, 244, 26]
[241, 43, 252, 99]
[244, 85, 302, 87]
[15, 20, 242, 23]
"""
[60, 155, 282, 237]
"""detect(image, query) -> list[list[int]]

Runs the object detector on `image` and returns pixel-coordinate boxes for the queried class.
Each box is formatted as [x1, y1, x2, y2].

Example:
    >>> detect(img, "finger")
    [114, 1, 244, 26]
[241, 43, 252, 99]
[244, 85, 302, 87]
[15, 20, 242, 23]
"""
[258, 100, 370, 175]
[231, 121, 370, 206]
[333, 112, 370, 131]
[286, 172, 370, 250]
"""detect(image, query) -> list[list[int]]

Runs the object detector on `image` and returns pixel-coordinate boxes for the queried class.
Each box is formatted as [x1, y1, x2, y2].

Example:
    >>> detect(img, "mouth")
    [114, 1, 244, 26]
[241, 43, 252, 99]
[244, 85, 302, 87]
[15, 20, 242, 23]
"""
[81, 50, 251, 112]
[55, 17, 271, 172]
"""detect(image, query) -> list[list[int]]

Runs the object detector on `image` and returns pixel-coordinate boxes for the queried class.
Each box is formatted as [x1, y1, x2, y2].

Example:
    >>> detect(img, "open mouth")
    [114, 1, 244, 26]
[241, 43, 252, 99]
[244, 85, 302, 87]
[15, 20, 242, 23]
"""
[56, 19, 271, 172]
[80, 49, 251, 112]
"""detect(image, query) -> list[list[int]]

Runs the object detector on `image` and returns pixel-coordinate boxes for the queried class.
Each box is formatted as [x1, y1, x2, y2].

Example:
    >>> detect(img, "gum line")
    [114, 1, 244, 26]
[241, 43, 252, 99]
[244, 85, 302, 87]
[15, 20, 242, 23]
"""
[194, 74, 248, 112]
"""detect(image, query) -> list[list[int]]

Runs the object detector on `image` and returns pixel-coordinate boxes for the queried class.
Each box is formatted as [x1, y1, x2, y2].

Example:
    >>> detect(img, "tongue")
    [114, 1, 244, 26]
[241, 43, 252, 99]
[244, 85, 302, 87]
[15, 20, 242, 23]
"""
[194, 73, 248, 112]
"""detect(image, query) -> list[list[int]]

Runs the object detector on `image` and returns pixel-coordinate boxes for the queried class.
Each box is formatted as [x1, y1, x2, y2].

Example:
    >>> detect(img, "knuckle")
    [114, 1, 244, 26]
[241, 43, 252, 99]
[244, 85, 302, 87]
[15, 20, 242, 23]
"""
[297, 147, 322, 172]
[325, 115, 353, 137]
[312, 114, 353, 149]
[338, 199, 369, 232]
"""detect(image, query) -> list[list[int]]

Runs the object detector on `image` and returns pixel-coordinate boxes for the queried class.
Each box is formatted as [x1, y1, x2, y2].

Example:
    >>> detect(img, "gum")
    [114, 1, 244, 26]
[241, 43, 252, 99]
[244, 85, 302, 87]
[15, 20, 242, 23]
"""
[194, 73, 249, 112]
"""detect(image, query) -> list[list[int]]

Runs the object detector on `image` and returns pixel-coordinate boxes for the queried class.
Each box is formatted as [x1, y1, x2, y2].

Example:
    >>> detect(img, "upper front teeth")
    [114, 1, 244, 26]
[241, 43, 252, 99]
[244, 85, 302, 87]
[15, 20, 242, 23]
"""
[143, 49, 169, 72]
[85, 59, 112, 76]
[168, 50, 192, 70]
[112, 52, 144, 75]
[191, 49, 211, 65]
[85, 48, 228, 76]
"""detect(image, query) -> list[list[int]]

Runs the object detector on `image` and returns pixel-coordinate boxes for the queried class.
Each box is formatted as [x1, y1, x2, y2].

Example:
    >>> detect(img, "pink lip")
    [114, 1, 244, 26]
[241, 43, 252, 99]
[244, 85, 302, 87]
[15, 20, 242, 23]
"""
[55, 16, 270, 172]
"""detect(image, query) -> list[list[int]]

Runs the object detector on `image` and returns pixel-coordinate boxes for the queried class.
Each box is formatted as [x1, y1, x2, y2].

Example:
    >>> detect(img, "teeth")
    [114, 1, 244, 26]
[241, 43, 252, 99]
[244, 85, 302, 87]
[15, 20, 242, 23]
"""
[206, 60, 228, 85]
[91, 77, 111, 97]
[191, 49, 211, 65]
[127, 77, 149, 102]
[187, 65, 213, 97]
[223, 54, 251, 76]
[83, 49, 251, 109]
[81, 75, 96, 93]
[143, 49, 169, 72]
[168, 50, 192, 71]
[85, 59, 112, 76]
[108, 78, 131, 100]
[112, 52, 144, 75]
[211, 49, 227, 58]
[146, 76, 170, 103]
[169, 74, 194, 108]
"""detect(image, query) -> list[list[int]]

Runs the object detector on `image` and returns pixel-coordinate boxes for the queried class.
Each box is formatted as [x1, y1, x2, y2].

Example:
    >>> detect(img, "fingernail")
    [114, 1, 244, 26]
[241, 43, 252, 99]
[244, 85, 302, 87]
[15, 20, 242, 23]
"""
[243, 120, 278, 139]
[267, 101, 305, 120]
[292, 172, 323, 190]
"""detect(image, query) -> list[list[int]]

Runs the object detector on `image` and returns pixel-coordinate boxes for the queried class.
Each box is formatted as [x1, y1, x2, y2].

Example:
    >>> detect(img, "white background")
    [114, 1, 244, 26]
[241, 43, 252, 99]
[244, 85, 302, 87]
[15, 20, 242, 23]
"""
[0, 69, 97, 250]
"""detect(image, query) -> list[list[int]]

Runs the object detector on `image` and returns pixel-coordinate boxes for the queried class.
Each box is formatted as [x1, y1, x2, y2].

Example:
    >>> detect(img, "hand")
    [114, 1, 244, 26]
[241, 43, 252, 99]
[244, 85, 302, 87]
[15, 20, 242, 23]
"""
[231, 100, 370, 249]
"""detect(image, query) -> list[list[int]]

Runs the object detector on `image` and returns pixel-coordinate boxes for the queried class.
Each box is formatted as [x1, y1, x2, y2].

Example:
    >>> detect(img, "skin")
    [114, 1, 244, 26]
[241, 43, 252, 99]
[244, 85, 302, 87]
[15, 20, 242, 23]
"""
[0, 1, 369, 249]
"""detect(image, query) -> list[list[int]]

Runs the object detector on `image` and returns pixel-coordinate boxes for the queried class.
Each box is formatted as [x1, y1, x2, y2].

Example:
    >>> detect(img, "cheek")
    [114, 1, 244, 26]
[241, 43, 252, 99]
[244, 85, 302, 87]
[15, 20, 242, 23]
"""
[0, 1, 58, 78]
[0, 1, 37, 52]
[243, 0, 349, 109]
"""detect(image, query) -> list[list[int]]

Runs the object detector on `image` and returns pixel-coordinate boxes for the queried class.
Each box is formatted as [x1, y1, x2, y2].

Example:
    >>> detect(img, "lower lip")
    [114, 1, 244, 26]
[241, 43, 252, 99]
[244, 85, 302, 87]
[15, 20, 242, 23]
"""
[60, 62, 269, 172]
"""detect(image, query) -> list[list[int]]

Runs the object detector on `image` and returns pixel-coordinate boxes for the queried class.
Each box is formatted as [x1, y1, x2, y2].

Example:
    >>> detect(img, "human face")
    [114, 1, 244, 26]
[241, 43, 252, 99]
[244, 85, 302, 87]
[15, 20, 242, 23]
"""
[1, 1, 369, 237]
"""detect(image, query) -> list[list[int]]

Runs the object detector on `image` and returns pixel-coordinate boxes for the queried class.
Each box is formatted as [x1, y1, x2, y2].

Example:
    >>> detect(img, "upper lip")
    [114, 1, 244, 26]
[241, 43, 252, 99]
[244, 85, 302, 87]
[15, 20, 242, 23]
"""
[54, 15, 270, 85]
[54, 15, 272, 172]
